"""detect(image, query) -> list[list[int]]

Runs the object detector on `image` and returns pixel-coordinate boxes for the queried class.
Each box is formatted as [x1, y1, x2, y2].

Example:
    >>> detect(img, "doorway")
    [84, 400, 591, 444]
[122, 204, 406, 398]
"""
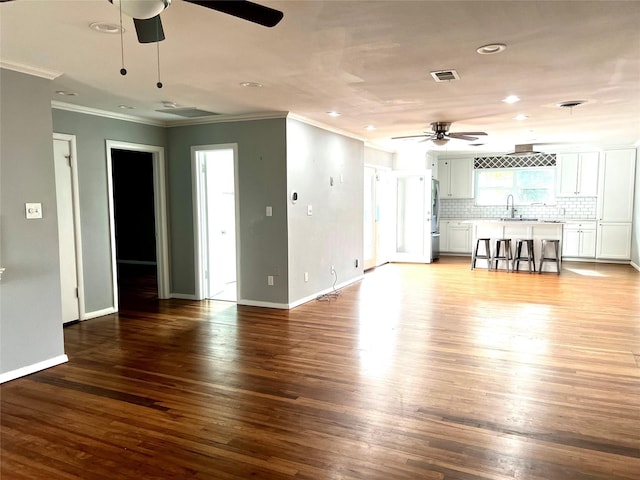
[192, 144, 239, 302]
[363, 166, 392, 270]
[106, 141, 169, 310]
[53, 134, 84, 323]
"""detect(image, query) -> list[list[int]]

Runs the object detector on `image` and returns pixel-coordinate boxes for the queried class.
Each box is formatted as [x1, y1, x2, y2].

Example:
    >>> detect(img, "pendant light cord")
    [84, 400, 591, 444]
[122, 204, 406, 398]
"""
[156, 18, 163, 88]
[119, 0, 127, 75]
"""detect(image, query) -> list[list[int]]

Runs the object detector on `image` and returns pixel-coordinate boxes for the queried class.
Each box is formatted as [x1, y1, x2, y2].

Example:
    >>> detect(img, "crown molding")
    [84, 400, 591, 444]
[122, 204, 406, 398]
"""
[165, 111, 288, 127]
[287, 113, 367, 142]
[51, 101, 167, 127]
[1, 60, 63, 80]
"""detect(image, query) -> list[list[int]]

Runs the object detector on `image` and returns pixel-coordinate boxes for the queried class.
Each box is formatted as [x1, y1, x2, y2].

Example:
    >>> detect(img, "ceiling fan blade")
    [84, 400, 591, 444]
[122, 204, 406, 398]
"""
[391, 134, 434, 140]
[184, 0, 284, 27]
[451, 131, 487, 136]
[447, 133, 479, 141]
[133, 15, 165, 43]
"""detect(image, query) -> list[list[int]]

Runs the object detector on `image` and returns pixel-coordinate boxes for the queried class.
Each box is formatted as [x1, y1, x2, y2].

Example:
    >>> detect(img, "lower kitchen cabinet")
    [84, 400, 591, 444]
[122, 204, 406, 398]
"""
[440, 220, 472, 254]
[596, 223, 632, 260]
[562, 222, 596, 258]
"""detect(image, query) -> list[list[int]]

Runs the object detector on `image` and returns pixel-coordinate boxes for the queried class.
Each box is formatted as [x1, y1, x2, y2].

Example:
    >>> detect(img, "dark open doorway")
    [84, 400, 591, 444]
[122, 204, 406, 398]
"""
[111, 149, 158, 303]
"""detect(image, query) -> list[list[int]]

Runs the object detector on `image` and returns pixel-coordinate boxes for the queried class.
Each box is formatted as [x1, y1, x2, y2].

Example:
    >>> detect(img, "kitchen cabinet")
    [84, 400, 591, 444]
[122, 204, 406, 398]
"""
[562, 222, 596, 258]
[556, 152, 599, 196]
[440, 220, 472, 254]
[597, 223, 632, 260]
[437, 157, 473, 198]
[597, 149, 636, 222]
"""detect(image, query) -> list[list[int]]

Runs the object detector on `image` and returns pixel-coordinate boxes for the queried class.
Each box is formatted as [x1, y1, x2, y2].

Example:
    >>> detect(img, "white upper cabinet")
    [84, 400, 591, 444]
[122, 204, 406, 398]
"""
[437, 157, 473, 198]
[597, 149, 636, 222]
[557, 152, 599, 196]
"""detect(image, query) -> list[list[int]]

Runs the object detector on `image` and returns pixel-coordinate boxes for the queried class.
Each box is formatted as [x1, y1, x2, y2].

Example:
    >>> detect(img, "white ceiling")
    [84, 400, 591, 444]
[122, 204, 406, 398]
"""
[2, 0, 640, 154]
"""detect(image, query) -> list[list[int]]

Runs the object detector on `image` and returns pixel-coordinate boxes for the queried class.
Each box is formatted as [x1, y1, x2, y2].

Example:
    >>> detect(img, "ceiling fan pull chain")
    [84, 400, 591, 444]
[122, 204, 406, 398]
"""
[119, 0, 127, 75]
[156, 23, 163, 88]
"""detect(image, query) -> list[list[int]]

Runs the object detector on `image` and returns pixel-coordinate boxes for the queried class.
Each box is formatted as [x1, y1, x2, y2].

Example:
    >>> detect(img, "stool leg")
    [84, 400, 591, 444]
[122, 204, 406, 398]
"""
[530, 241, 536, 273]
[555, 241, 560, 274]
[485, 239, 492, 271]
[538, 241, 545, 274]
[471, 241, 478, 270]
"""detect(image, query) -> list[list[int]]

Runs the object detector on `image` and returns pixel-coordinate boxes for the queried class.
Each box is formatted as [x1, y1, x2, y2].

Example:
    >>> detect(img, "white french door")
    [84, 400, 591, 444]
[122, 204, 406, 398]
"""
[192, 145, 239, 301]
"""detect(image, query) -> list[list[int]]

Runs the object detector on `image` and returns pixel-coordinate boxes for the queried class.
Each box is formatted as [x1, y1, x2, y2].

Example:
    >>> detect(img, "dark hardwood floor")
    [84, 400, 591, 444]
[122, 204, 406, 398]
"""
[2, 257, 639, 479]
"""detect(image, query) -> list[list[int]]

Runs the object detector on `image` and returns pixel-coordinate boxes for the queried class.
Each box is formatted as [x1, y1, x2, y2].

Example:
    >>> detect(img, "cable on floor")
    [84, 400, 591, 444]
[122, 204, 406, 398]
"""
[316, 268, 342, 302]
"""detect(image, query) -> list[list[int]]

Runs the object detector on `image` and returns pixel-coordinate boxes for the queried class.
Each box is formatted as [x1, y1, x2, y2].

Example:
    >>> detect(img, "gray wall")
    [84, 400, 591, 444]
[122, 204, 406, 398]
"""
[364, 146, 394, 169]
[632, 146, 640, 267]
[0, 69, 65, 374]
[52, 109, 168, 313]
[167, 118, 289, 303]
[286, 118, 364, 303]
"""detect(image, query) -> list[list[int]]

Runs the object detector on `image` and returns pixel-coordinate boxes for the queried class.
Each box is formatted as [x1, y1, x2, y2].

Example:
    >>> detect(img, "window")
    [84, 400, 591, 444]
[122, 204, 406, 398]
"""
[475, 167, 556, 206]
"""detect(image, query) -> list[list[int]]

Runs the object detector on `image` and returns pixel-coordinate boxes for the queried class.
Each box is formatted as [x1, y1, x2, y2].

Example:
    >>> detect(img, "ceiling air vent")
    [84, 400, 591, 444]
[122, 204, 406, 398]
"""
[430, 70, 460, 82]
[156, 108, 221, 118]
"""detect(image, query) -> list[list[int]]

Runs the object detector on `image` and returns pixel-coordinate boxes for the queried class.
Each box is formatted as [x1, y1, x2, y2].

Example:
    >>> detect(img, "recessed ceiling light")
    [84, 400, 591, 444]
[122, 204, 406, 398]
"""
[327, 111, 342, 117]
[161, 100, 177, 108]
[502, 95, 520, 104]
[365, 125, 376, 131]
[89, 22, 124, 34]
[118, 105, 135, 110]
[56, 90, 78, 96]
[514, 114, 529, 121]
[240, 82, 263, 88]
[476, 43, 507, 55]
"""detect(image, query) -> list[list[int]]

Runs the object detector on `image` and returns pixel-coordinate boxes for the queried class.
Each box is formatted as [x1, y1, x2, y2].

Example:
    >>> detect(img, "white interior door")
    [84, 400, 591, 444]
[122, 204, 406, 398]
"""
[390, 171, 433, 263]
[194, 146, 238, 302]
[53, 137, 80, 323]
[363, 167, 377, 270]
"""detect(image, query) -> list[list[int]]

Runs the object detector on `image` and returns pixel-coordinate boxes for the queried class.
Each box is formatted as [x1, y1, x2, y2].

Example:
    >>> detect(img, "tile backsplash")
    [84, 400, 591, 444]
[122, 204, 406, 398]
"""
[440, 197, 597, 220]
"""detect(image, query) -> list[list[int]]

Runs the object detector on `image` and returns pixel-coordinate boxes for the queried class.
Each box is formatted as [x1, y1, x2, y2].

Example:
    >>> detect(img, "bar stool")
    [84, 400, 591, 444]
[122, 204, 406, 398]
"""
[493, 238, 513, 272]
[513, 239, 536, 273]
[471, 238, 492, 271]
[539, 239, 561, 274]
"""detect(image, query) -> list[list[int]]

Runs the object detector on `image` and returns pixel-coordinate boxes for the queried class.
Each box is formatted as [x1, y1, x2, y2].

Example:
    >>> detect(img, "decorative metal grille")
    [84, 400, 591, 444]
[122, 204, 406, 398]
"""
[474, 153, 556, 169]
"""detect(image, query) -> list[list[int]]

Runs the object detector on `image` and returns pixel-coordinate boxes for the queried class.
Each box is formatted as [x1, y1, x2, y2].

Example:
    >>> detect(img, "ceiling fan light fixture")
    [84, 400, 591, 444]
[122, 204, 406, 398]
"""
[109, 0, 171, 19]
[432, 138, 450, 146]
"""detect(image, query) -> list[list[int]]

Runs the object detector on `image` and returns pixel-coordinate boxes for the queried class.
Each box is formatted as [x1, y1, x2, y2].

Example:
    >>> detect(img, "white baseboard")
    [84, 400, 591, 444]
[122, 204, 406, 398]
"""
[288, 274, 365, 309]
[237, 299, 290, 309]
[631, 261, 640, 272]
[0, 354, 69, 384]
[171, 293, 198, 300]
[82, 307, 116, 320]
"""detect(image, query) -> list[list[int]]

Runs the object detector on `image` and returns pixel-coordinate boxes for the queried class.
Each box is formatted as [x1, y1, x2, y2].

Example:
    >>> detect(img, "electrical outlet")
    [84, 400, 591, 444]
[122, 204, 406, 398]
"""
[330, 265, 335, 274]
[307, 205, 313, 216]
[304, 272, 309, 282]
[267, 275, 274, 286]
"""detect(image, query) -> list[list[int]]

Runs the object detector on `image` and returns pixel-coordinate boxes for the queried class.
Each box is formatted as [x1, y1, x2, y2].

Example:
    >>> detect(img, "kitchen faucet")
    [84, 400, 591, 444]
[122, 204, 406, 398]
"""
[506, 194, 516, 218]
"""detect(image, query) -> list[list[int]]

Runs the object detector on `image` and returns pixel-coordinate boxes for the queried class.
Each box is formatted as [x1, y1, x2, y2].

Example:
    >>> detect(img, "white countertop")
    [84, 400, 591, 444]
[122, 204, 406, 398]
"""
[463, 219, 565, 225]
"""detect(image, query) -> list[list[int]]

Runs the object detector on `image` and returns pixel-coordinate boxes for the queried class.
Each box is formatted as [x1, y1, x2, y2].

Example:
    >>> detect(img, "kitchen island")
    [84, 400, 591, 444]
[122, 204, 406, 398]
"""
[468, 219, 564, 272]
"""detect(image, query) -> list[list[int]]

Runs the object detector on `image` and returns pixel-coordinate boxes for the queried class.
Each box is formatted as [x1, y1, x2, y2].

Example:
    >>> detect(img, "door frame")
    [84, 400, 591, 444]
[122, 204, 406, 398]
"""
[106, 140, 170, 307]
[53, 133, 86, 319]
[191, 143, 240, 301]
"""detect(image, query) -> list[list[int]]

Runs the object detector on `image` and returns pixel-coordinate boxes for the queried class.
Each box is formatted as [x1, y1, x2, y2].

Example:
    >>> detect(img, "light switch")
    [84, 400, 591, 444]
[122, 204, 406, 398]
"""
[266, 206, 273, 217]
[25, 203, 42, 219]
[307, 205, 313, 216]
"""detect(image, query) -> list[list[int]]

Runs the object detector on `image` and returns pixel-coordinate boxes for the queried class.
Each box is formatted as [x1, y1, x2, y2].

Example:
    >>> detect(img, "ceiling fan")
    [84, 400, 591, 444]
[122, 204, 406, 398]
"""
[392, 122, 487, 146]
[108, 0, 284, 43]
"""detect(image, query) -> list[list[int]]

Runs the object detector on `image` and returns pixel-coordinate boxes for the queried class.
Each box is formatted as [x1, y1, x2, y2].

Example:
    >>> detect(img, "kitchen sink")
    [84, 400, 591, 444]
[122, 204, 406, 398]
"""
[499, 217, 538, 222]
